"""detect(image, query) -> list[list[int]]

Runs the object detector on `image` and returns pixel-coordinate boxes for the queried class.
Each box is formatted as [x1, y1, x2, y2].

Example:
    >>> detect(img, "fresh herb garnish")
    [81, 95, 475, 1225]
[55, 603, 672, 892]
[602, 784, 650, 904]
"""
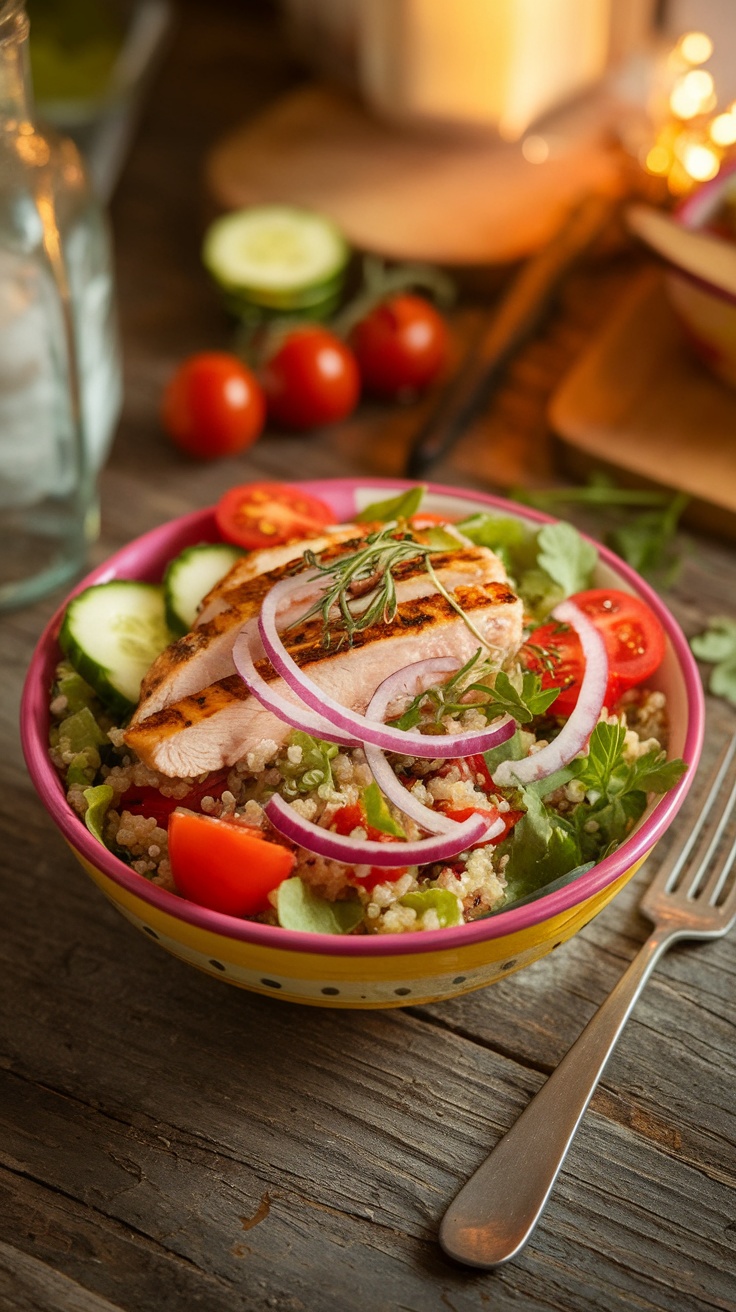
[496, 720, 687, 887]
[275, 731, 339, 798]
[458, 512, 598, 617]
[388, 652, 557, 732]
[512, 476, 689, 585]
[290, 524, 492, 651]
[690, 617, 736, 706]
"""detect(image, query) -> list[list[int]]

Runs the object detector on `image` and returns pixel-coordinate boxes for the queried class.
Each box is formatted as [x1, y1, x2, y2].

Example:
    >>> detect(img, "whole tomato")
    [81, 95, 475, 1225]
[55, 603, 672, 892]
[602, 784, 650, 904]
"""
[261, 325, 360, 430]
[162, 352, 265, 458]
[349, 292, 449, 398]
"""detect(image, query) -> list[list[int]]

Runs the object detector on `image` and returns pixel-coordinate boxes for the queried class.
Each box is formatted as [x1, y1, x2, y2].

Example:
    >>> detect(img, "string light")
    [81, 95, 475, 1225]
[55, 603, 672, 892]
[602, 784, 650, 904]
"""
[643, 32, 735, 194]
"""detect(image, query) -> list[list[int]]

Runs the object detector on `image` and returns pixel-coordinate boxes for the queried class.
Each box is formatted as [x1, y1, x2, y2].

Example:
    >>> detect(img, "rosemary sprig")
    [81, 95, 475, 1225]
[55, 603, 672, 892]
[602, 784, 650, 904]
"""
[286, 521, 502, 652]
[288, 525, 438, 649]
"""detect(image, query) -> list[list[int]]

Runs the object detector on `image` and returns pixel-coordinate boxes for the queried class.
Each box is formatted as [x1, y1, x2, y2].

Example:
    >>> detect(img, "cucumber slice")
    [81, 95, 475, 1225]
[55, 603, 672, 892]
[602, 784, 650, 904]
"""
[59, 581, 173, 716]
[163, 542, 243, 635]
[203, 205, 349, 310]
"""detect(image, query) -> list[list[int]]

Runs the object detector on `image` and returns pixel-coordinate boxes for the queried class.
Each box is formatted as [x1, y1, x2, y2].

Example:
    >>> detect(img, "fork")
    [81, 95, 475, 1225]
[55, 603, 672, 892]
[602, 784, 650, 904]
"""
[440, 733, 736, 1270]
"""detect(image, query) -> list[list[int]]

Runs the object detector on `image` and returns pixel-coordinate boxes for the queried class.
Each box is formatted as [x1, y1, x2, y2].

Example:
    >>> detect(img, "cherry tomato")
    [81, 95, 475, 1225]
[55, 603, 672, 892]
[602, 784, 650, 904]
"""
[215, 482, 336, 549]
[330, 803, 408, 890]
[521, 588, 667, 717]
[119, 770, 231, 828]
[349, 293, 449, 399]
[261, 326, 360, 430]
[162, 352, 265, 459]
[168, 810, 295, 916]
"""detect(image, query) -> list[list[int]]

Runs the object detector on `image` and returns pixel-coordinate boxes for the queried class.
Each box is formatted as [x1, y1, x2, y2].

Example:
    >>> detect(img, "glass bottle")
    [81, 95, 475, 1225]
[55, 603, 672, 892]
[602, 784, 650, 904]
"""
[0, 0, 121, 611]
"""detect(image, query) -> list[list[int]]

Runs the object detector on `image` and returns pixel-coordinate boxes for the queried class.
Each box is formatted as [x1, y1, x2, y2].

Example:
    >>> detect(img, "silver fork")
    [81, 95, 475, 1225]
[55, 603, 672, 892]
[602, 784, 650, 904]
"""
[440, 733, 736, 1270]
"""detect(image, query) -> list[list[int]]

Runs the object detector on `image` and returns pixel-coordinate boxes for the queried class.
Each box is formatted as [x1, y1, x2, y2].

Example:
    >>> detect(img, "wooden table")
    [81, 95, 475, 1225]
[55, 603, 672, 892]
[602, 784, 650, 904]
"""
[2, 3, 735, 1309]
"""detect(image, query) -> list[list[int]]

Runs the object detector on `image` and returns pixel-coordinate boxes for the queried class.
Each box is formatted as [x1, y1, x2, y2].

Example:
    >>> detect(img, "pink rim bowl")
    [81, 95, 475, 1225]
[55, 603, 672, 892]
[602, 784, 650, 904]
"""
[20, 478, 705, 1008]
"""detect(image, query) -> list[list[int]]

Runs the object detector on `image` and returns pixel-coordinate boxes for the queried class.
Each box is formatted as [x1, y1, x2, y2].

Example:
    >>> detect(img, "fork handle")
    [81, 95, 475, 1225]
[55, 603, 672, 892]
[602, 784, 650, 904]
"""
[439, 925, 678, 1269]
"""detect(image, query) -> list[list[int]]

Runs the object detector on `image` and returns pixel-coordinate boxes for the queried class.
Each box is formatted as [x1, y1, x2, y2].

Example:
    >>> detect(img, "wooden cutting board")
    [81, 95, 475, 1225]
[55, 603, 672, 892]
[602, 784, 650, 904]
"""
[204, 83, 622, 267]
[550, 269, 736, 539]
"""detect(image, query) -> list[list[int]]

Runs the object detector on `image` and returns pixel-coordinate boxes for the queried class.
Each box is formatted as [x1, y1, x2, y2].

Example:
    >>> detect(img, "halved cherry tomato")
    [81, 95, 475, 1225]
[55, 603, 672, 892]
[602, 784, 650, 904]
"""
[215, 482, 336, 549]
[261, 326, 360, 430]
[349, 293, 449, 399]
[521, 588, 667, 717]
[168, 810, 295, 916]
[119, 770, 231, 828]
[330, 803, 408, 889]
[161, 352, 265, 459]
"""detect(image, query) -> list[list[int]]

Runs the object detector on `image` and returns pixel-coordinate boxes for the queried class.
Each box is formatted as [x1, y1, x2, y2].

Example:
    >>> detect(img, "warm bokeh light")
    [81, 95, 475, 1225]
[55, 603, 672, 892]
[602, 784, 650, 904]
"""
[710, 112, 736, 147]
[644, 144, 672, 175]
[521, 134, 550, 165]
[677, 140, 720, 181]
[670, 69, 716, 120]
[677, 31, 714, 66]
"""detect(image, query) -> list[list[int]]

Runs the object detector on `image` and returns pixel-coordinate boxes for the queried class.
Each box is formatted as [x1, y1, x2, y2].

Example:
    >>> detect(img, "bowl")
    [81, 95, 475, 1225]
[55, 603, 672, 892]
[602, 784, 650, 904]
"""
[665, 162, 736, 388]
[21, 478, 704, 1008]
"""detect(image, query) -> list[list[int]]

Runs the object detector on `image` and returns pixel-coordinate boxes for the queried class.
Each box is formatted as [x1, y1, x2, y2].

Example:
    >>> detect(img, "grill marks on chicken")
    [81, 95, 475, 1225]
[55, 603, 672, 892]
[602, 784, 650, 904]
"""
[124, 580, 524, 777]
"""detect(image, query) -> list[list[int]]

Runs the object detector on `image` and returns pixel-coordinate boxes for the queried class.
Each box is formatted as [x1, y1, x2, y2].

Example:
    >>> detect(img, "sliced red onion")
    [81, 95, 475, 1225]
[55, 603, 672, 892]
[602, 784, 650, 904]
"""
[493, 599, 609, 787]
[232, 619, 357, 747]
[363, 660, 506, 840]
[258, 574, 516, 759]
[264, 793, 491, 868]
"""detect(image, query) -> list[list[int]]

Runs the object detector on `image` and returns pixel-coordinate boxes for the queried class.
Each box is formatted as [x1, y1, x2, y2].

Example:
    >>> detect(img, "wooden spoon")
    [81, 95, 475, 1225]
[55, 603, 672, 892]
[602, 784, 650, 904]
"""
[626, 203, 736, 298]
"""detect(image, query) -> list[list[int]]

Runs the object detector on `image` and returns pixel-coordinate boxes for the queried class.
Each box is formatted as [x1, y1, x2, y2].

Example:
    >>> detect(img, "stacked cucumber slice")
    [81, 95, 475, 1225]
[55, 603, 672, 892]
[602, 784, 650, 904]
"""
[203, 205, 350, 320]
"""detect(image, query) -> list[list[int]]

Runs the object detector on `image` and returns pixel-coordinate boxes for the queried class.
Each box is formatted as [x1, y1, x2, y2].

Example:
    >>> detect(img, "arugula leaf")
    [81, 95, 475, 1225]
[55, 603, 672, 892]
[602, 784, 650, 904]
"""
[355, 485, 425, 524]
[399, 888, 462, 928]
[536, 522, 598, 598]
[691, 617, 736, 707]
[83, 784, 114, 845]
[276, 878, 364, 934]
[362, 781, 406, 837]
[275, 731, 339, 798]
[569, 721, 687, 855]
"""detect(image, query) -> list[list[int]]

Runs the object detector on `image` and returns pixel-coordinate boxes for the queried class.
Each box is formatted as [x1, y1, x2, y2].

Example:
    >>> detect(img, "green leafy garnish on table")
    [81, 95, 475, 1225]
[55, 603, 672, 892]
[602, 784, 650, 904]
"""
[690, 617, 736, 706]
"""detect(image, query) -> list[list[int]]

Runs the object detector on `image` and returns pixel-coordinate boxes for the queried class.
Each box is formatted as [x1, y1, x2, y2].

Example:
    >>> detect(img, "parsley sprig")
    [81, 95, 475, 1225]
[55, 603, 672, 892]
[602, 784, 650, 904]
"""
[389, 650, 558, 732]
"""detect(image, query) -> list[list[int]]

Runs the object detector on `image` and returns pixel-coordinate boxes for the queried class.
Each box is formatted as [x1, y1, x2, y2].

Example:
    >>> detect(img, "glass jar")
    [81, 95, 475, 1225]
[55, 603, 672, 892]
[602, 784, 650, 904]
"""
[0, 0, 121, 610]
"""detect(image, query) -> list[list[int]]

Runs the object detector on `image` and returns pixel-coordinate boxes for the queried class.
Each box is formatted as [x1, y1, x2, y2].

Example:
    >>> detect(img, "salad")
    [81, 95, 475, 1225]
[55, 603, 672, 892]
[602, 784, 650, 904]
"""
[48, 482, 687, 936]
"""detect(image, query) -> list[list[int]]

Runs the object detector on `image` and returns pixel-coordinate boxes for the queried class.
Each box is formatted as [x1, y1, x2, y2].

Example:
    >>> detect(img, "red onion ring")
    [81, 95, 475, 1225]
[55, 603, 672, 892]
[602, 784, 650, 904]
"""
[232, 619, 358, 747]
[264, 793, 491, 868]
[258, 573, 516, 759]
[362, 660, 506, 841]
[493, 599, 609, 787]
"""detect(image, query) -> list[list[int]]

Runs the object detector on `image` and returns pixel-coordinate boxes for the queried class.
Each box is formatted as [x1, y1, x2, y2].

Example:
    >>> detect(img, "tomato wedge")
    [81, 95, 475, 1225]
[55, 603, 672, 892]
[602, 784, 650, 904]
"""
[331, 803, 408, 890]
[119, 770, 231, 828]
[440, 805, 522, 845]
[521, 588, 667, 717]
[168, 810, 295, 915]
[215, 482, 336, 549]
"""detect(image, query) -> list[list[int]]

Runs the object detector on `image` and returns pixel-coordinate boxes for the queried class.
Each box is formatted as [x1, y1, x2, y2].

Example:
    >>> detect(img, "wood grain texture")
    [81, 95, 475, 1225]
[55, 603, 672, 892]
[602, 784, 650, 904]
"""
[2, 2, 735, 1310]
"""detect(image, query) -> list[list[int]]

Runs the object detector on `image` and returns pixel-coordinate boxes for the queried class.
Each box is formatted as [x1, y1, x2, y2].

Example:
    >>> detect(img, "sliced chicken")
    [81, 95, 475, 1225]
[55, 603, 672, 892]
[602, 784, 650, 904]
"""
[132, 539, 511, 723]
[124, 582, 524, 777]
[196, 523, 367, 624]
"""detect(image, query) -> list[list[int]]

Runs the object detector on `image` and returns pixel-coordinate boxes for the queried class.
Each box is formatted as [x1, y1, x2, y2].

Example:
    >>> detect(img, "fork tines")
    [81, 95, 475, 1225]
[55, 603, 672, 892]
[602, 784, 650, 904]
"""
[648, 734, 736, 914]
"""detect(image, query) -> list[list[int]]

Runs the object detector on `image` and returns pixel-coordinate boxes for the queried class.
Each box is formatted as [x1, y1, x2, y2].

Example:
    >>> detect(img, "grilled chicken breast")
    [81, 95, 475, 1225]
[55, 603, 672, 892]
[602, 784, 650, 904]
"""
[132, 538, 511, 723]
[125, 582, 524, 777]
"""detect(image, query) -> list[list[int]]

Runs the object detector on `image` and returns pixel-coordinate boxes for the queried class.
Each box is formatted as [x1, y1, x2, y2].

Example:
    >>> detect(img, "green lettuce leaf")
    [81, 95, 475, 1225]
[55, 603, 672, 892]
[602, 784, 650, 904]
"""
[83, 784, 114, 845]
[276, 878, 364, 934]
[399, 888, 462, 928]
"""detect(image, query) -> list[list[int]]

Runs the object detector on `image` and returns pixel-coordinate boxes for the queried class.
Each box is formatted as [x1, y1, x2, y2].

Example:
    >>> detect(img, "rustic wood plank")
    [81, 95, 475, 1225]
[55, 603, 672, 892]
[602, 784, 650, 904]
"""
[0, 1241, 125, 1312]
